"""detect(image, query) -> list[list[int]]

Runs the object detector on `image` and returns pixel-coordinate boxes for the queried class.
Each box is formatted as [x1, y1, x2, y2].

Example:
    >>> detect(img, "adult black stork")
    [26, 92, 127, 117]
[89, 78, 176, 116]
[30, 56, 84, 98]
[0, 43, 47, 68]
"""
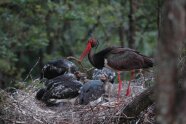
[40, 58, 78, 80]
[79, 38, 153, 98]
[39, 73, 83, 106]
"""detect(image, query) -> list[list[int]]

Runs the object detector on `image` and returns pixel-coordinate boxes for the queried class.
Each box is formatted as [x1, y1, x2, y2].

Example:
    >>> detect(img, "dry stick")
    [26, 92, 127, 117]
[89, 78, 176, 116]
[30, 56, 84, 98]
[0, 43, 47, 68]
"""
[100, 101, 120, 124]
[86, 67, 95, 73]
[83, 104, 101, 123]
[24, 57, 40, 82]
[19, 58, 41, 102]
[2, 91, 63, 124]
[104, 98, 134, 124]
[66, 56, 94, 73]
[116, 103, 128, 124]
[3, 91, 45, 124]
[0, 117, 19, 124]
[20, 79, 40, 103]
[88, 103, 103, 123]
[66, 56, 83, 69]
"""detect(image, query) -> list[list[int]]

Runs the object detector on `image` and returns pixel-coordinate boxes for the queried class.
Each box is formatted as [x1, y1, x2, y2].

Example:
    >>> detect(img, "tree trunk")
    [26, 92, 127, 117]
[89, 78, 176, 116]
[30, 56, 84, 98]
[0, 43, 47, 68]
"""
[128, 0, 137, 49]
[176, 14, 186, 123]
[157, 0, 160, 39]
[118, 26, 125, 47]
[60, 20, 74, 56]
[45, 10, 55, 54]
[177, 40, 186, 123]
[156, 0, 186, 124]
[38, 49, 44, 71]
[118, 0, 127, 47]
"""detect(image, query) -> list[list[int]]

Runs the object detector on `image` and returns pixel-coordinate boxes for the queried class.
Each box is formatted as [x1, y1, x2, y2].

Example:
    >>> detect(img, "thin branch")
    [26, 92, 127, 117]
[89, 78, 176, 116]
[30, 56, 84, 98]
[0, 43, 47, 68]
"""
[24, 57, 40, 82]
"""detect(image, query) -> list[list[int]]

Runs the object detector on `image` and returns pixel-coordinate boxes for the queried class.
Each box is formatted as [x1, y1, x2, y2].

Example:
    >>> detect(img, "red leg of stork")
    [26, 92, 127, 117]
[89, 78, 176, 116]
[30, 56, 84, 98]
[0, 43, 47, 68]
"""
[117, 71, 122, 100]
[126, 70, 135, 96]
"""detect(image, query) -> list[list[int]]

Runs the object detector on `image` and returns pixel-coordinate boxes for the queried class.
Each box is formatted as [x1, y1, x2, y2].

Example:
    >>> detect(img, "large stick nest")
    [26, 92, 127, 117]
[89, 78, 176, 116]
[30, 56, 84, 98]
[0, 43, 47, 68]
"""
[0, 72, 155, 124]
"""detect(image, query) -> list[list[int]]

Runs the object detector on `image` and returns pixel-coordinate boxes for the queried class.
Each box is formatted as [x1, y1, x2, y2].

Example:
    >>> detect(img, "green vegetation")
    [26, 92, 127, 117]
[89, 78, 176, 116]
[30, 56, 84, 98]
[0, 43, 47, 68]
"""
[0, 0, 159, 87]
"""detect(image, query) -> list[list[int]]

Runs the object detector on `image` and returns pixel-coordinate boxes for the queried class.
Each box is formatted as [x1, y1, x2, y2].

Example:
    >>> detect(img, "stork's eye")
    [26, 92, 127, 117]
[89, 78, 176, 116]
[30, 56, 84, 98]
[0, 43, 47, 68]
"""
[91, 40, 97, 47]
[88, 38, 97, 47]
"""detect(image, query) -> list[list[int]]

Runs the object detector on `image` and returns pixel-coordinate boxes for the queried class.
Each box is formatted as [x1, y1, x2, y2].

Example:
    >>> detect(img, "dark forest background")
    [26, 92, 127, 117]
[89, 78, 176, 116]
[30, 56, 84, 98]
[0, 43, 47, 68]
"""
[0, 0, 160, 88]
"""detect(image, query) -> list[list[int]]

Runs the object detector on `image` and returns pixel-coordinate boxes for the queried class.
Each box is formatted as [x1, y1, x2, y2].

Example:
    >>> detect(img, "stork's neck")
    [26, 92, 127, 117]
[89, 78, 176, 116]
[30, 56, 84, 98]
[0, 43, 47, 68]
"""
[88, 48, 105, 69]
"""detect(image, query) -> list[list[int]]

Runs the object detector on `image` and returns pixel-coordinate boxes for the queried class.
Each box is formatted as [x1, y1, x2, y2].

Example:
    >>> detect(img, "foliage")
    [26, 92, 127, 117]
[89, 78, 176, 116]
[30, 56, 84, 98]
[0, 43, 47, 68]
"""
[0, 0, 159, 87]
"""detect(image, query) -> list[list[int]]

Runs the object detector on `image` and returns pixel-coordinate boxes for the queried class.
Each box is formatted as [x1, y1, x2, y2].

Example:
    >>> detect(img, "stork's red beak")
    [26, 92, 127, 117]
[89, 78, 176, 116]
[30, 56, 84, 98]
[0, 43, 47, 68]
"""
[80, 42, 92, 62]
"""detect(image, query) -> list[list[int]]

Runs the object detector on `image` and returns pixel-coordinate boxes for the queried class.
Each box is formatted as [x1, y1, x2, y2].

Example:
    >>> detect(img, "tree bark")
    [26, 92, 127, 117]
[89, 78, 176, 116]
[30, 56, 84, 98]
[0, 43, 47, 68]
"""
[118, 0, 127, 47]
[156, 0, 186, 124]
[128, 0, 137, 49]
[118, 26, 125, 47]
[45, 10, 55, 54]
[60, 20, 74, 56]
[176, 11, 186, 123]
[38, 49, 44, 71]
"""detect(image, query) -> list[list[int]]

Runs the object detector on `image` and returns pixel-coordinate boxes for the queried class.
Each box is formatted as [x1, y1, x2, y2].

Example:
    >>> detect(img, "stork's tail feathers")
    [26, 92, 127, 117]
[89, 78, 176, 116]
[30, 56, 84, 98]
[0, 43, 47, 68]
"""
[143, 57, 154, 68]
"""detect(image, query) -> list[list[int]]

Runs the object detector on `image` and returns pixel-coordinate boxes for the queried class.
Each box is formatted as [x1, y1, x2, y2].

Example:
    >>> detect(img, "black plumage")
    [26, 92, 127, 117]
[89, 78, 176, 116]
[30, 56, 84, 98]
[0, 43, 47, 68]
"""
[40, 58, 78, 79]
[35, 88, 46, 100]
[88, 46, 153, 71]
[41, 73, 83, 103]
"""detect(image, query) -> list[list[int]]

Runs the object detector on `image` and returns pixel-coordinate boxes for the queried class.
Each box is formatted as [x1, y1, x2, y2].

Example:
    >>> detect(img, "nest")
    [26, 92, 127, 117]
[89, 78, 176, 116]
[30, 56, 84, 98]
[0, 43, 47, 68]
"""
[0, 74, 155, 124]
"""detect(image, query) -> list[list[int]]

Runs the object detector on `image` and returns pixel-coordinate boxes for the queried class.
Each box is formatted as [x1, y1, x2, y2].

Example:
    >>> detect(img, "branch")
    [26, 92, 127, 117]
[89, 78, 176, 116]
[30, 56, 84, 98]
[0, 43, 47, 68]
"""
[24, 57, 40, 82]
[66, 56, 89, 73]
[117, 86, 155, 123]
[66, 56, 95, 79]
[66, 56, 81, 63]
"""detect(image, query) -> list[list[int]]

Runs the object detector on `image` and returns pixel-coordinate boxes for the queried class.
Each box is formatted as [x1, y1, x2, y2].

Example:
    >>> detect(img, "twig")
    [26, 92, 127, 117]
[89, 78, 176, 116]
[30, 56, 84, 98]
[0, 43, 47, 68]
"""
[135, 119, 140, 124]
[66, 56, 86, 71]
[66, 56, 94, 73]
[33, 116, 44, 124]
[66, 56, 81, 63]
[86, 67, 95, 72]
[24, 57, 40, 82]
[20, 79, 40, 102]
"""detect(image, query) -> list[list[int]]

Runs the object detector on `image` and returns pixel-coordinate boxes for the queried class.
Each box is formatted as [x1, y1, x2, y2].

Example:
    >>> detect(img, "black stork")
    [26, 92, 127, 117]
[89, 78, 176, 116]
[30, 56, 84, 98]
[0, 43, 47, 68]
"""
[40, 58, 78, 80]
[79, 38, 153, 99]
